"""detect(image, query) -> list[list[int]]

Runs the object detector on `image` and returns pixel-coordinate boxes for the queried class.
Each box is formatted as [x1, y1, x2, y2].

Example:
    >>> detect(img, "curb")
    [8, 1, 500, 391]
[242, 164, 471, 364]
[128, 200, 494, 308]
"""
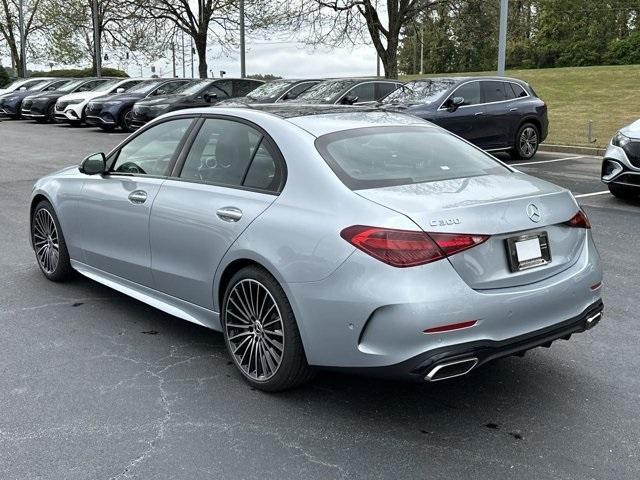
[539, 144, 605, 157]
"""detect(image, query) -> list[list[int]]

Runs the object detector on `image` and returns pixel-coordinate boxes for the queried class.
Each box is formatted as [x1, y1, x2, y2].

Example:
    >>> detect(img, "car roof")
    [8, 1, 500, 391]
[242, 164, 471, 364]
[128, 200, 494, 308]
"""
[407, 76, 528, 86]
[164, 104, 433, 137]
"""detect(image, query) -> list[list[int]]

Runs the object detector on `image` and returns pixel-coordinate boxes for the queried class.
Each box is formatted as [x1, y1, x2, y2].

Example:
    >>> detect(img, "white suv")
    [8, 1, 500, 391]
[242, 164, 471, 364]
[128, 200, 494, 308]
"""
[55, 77, 144, 125]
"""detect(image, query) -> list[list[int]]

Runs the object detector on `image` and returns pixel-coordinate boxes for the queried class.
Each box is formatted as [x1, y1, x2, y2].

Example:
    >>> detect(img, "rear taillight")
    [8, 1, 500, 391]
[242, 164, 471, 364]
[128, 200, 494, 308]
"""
[565, 209, 591, 229]
[340, 225, 489, 268]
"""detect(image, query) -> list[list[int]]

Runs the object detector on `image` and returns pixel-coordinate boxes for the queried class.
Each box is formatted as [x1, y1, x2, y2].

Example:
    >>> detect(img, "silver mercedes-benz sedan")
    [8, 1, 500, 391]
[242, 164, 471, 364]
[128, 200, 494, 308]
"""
[30, 105, 603, 391]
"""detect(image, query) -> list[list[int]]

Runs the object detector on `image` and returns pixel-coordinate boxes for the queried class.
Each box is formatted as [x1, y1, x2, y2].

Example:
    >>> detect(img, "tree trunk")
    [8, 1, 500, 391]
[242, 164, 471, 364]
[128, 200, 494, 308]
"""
[195, 34, 208, 78]
[384, 37, 399, 79]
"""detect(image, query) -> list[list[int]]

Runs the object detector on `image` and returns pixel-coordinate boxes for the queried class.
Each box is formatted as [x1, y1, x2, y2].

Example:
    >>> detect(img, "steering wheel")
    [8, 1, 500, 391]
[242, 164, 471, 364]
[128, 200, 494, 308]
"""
[117, 162, 146, 175]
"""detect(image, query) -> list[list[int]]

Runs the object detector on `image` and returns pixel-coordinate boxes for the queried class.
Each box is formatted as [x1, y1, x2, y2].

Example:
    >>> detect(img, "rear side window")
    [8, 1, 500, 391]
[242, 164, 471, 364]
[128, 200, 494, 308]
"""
[376, 82, 400, 99]
[179, 118, 283, 192]
[481, 81, 506, 103]
[284, 82, 317, 100]
[234, 80, 260, 97]
[506, 82, 527, 99]
[315, 126, 507, 190]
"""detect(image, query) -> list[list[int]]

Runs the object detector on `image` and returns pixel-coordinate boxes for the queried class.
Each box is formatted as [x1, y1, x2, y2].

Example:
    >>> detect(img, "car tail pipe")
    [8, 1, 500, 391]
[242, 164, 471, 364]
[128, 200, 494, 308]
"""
[425, 357, 479, 382]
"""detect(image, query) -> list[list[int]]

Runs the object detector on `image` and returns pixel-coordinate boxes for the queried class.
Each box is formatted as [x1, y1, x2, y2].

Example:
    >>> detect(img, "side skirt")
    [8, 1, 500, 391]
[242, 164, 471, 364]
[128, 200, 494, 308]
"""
[70, 260, 221, 331]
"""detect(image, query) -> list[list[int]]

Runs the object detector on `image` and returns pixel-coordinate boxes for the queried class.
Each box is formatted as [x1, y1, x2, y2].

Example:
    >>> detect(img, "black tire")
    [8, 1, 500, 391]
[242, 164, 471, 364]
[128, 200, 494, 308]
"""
[46, 103, 55, 123]
[222, 266, 314, 391]
[608, 183, 638, 200]
[510, 122, 540, 160]
[119, 107, 134, 133]
[99, 124, 116, 132]
[31, 200, 73, 282]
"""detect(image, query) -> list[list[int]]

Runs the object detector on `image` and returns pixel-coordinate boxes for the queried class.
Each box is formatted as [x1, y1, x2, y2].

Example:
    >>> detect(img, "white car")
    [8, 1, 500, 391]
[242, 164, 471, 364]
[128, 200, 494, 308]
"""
[0, 77, 54, 95]
[54, 77, 144, 125]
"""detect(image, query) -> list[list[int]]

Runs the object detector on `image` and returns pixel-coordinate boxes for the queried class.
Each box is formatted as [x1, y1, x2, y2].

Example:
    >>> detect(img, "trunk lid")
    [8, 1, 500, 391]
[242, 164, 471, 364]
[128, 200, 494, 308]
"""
[357, 172, 585, 289]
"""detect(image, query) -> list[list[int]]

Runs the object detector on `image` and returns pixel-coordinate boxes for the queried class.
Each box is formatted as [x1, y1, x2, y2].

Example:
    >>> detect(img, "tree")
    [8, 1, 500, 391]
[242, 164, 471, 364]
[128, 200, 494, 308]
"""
[0, 62, 10, 86]
[0, 0, 45, 76]
[289, 1, 445, 79]
[41, 0, 165, 75]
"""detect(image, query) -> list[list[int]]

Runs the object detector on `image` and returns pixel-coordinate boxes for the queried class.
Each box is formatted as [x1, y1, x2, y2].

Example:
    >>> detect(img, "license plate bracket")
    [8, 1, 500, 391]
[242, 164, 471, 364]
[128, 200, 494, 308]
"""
[505, 232, 551, 272]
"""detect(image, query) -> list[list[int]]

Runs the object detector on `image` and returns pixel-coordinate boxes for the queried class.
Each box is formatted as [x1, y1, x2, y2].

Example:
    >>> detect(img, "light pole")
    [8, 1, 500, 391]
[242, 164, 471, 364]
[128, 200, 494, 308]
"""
[497, 0, 508, 76]
[239, 0, 246, 78]
[92, 0, 102, 77]
[18, 0, 26, 77]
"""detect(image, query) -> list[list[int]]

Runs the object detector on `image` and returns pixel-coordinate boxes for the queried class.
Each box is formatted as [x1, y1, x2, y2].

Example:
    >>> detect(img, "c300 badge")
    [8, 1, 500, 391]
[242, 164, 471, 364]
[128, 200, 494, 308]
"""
[429, 217, 462, 227]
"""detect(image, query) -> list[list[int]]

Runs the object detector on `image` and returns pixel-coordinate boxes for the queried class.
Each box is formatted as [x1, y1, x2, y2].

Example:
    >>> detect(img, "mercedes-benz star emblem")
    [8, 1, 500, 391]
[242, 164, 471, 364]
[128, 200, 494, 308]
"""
[526, 203, 541, 223]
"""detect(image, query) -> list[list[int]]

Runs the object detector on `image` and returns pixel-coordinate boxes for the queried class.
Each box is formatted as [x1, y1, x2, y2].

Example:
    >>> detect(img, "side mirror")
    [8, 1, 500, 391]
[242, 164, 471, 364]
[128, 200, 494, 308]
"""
[79, 152, 107, 175]
[116, 87, 125, 93]
[341, 95, 359, 105]
[203, 92, 218, 103]
[447, 96, 464, 111]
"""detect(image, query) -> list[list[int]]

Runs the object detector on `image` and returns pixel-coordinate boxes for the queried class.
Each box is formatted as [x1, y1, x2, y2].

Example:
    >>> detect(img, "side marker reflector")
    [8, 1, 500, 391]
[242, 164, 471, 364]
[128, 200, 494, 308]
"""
[424, 320, 477, 334]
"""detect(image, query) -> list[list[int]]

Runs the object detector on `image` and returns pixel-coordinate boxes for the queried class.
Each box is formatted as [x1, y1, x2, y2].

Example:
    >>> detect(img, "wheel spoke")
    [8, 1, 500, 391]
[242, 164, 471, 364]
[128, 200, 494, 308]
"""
[225, 278, 284, 381]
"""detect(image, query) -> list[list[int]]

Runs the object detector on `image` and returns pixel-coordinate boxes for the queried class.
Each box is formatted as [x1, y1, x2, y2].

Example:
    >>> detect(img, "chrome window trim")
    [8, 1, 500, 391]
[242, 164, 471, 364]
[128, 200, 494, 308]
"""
[437, 79, 531, 111]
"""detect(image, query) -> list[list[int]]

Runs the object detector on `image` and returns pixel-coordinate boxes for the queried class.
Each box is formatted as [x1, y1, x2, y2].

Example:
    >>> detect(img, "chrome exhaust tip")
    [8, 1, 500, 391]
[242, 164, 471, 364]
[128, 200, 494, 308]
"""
[425, 357, 479, 382]
[585, 311, 602, 328]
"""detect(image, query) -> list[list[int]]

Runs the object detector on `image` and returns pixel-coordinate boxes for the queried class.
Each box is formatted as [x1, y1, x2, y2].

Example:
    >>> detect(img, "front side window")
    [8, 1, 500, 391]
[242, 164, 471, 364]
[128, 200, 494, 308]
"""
[345, 83, 376, 103]
[451, 81, 481, 106]
[207, 80, 232, 98]
[481, 81, 506, 103]
[154, 81, 189, 96]
[180, 118, 281, 191]
[316, 126, 507, 190]
[111, 118, 193, 176]
[283, 82, 317, 100]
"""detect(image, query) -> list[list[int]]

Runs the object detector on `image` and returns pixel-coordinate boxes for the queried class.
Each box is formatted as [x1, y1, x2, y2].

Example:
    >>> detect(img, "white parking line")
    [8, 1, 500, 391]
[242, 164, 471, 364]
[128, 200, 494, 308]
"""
[574, 190, 610, 198]
[514, 155, 585, 166]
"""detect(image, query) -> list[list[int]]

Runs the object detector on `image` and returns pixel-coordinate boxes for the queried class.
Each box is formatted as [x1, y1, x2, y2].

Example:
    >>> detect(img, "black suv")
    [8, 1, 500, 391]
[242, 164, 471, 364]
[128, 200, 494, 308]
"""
[380, 76, 548, 159]
[130, 78, 263, 129]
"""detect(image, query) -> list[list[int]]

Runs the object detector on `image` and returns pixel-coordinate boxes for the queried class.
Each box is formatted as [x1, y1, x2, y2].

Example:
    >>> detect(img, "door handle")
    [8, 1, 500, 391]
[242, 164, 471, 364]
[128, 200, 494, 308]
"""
[216, 206, 243, 222]
[474, 111, 484, 116]
[509, 107, 518, 112]
[128, 190, 147, 204]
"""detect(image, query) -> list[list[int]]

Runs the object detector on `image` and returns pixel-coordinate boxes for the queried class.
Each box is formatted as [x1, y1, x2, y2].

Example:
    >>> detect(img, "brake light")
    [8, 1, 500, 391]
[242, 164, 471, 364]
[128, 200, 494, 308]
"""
[340, 225, 489, 268]
[565, 210, 591, 229]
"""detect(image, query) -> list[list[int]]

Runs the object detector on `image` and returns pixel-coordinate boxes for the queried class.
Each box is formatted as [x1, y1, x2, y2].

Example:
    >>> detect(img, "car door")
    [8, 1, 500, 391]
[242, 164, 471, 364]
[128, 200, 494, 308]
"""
[149, 116, 285, 309]
[479, 80, 511, 149]
[433, 80, 488, 147]
[503, 81, 530, 146]
[78, 117, 196, 286]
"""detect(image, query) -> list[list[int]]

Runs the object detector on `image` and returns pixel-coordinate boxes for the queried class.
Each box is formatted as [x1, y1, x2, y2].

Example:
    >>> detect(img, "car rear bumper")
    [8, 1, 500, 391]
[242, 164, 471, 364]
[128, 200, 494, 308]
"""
[286, 230, 602, 372]
[340, 299, 603, 382]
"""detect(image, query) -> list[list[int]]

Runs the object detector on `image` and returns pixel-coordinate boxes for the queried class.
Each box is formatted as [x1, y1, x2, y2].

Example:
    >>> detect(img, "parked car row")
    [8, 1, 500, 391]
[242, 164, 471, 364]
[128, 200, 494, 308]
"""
[1, 74, 550, 158]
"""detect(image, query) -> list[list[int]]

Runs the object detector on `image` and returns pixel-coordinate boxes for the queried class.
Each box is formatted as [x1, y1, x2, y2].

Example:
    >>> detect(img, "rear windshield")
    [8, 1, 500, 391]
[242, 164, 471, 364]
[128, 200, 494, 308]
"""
[315, 126, 507, 190]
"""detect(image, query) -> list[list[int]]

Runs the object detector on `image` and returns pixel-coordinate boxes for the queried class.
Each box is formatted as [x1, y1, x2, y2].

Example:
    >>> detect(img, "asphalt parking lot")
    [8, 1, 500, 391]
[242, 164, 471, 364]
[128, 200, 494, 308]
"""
[1, 120, 639, 480]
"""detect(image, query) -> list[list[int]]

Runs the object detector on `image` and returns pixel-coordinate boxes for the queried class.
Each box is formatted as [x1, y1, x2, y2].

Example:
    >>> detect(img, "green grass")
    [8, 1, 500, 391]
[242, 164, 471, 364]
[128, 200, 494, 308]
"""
[402, 64, 640, 148]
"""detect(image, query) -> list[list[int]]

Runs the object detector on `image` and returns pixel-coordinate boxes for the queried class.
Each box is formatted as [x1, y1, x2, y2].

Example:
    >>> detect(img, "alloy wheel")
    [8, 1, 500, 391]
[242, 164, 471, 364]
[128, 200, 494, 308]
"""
[33, 208, 60, 274]
[519, 127, 538, 157]
[123, 110, 134, 131]
[225, 279, 284, 381]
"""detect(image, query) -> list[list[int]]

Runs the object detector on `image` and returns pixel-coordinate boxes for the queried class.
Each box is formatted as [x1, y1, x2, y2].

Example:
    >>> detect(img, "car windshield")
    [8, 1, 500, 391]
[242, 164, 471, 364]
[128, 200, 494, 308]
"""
[93, 79, 121, 92]
[247, 80, 295, 100]
[171, 80, 210, 95]
[126, 81, 164, 94]
[316, 126, 507, 190]
[294, 80, 355, 103]
[28, 81, 51, 91]
[382, 79, 458, 105]
[57, 80, 87, 92]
